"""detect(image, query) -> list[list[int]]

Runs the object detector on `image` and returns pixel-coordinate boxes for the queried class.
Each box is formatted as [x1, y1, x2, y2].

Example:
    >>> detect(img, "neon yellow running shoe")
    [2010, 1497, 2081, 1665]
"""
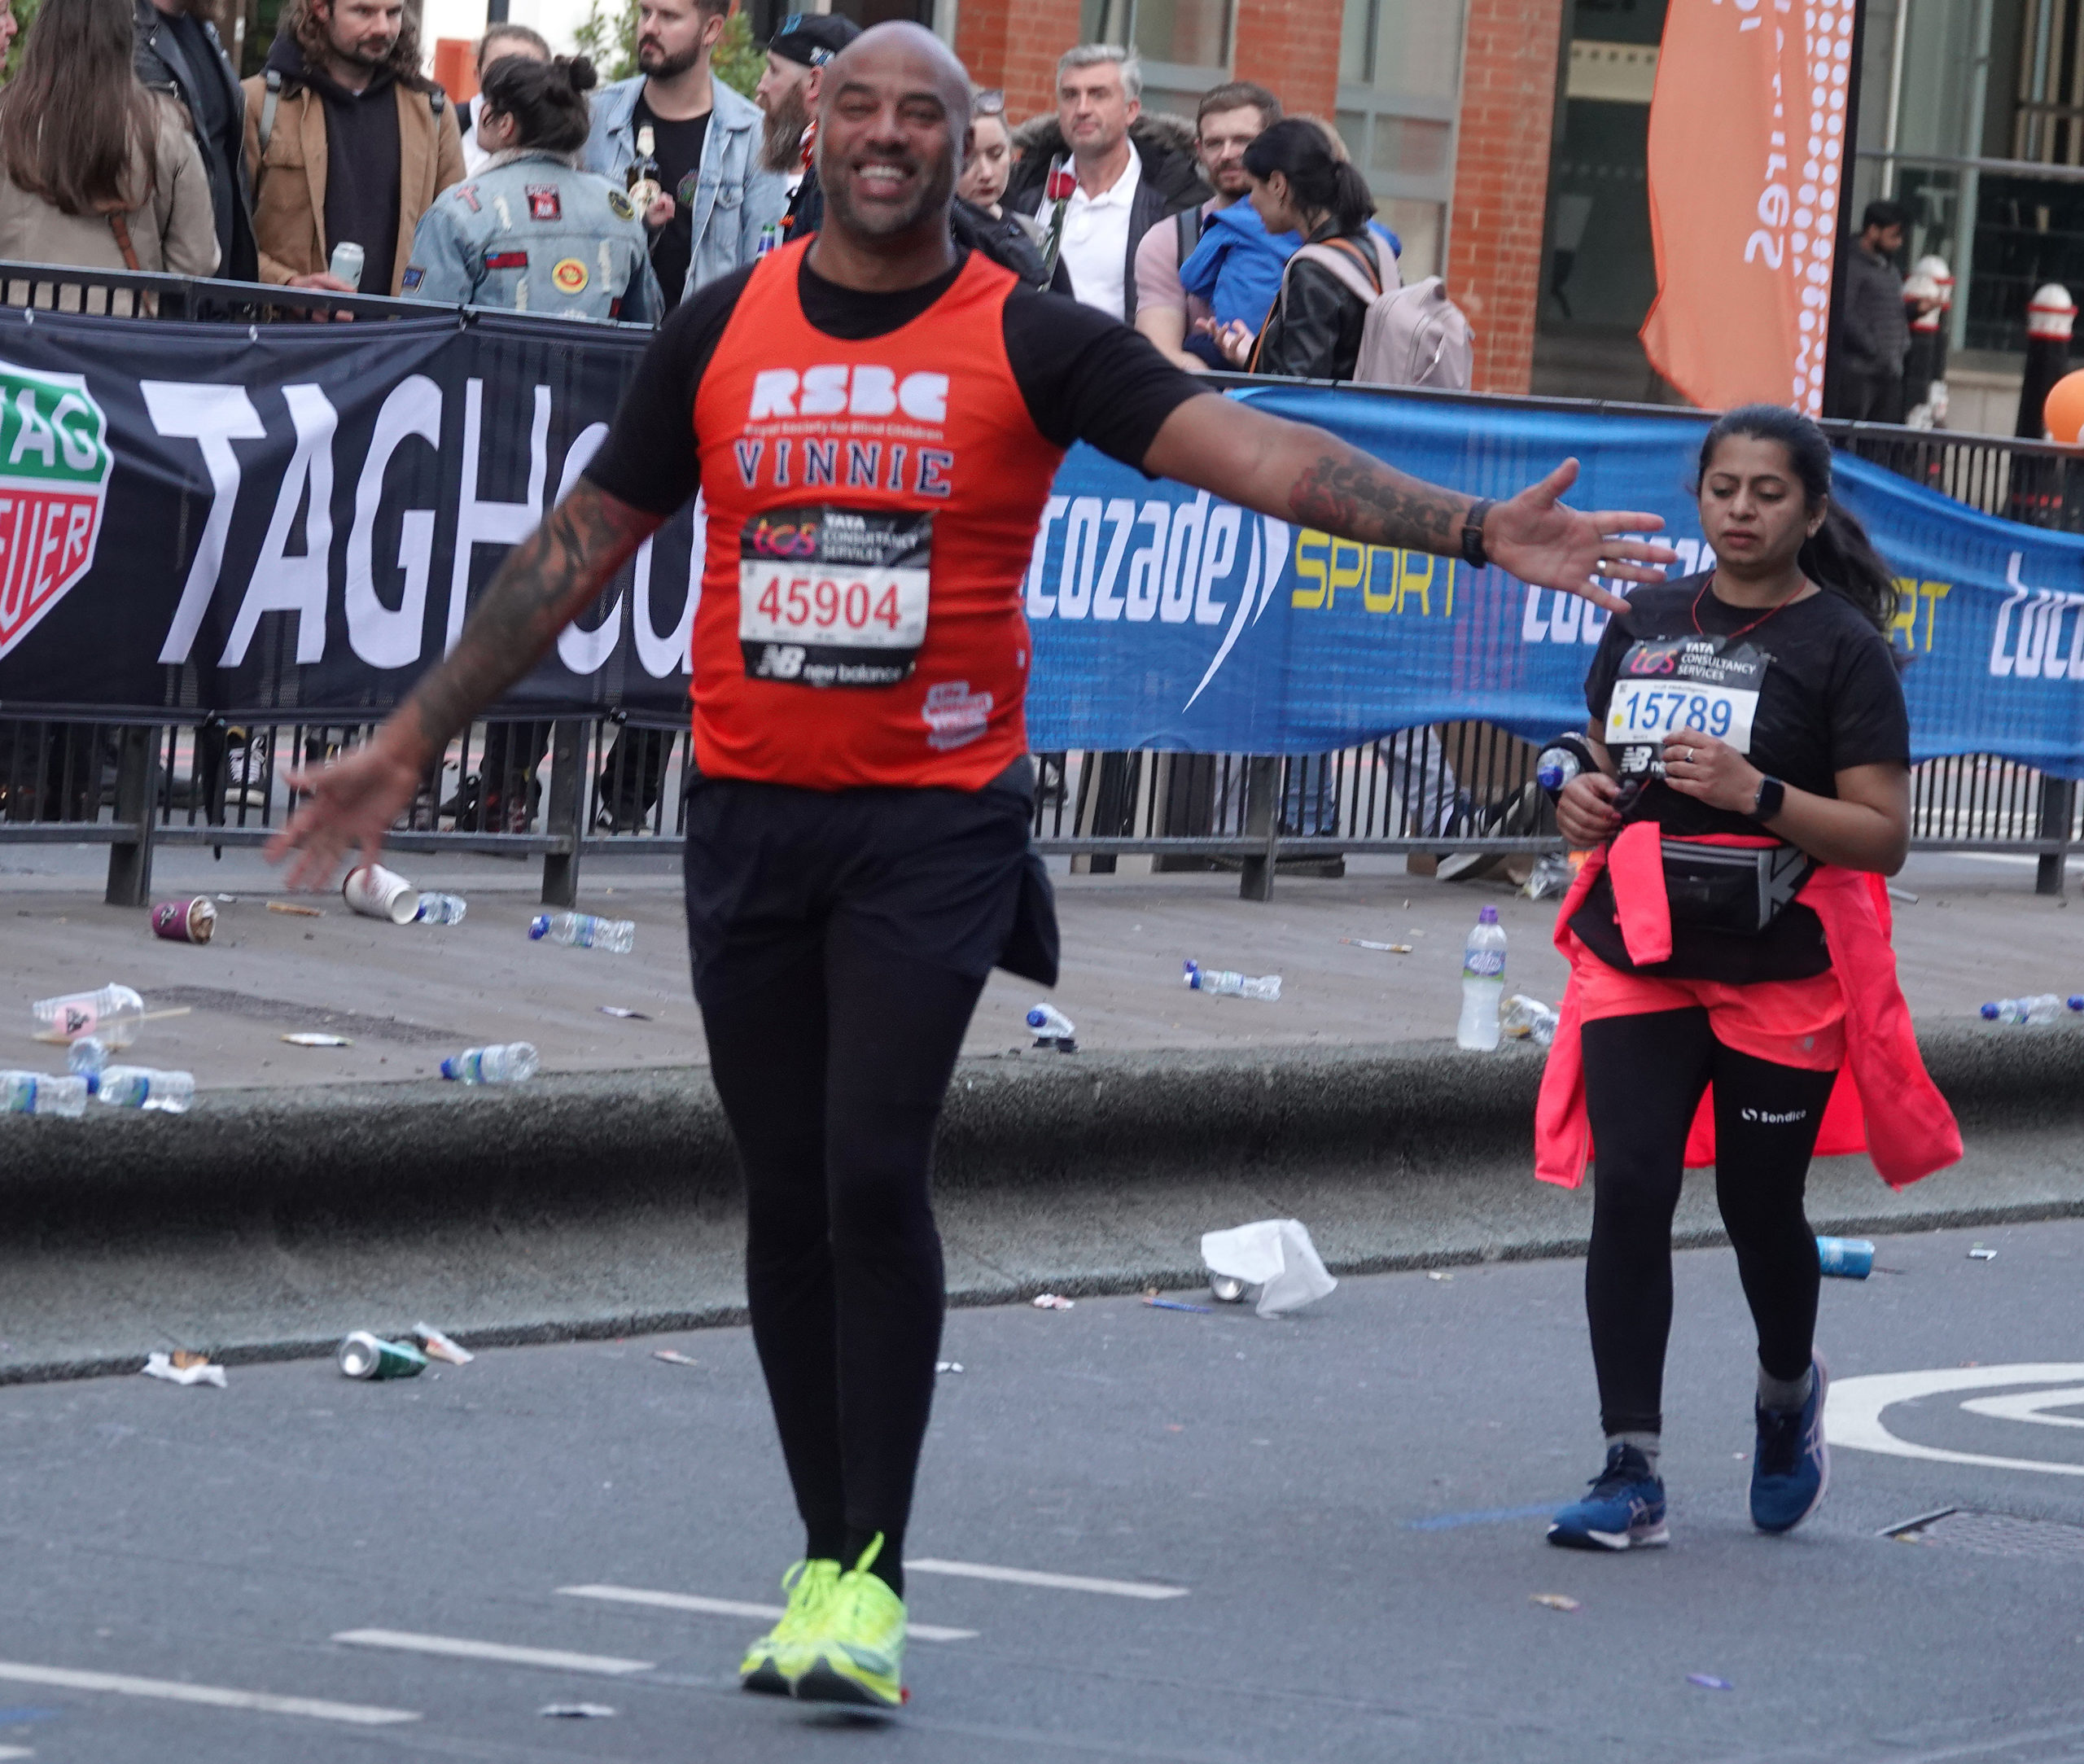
[738, 1557, 839, 1697]
[795, 1534, 906, 1709]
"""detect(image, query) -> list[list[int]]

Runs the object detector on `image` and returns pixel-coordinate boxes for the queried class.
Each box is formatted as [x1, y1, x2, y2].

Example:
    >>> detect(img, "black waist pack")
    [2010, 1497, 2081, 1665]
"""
[1660, 838, 1814, 935]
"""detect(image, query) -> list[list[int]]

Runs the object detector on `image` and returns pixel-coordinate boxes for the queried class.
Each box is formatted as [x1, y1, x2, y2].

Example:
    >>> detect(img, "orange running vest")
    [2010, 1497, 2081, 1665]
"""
[690, 239, 1067, 790]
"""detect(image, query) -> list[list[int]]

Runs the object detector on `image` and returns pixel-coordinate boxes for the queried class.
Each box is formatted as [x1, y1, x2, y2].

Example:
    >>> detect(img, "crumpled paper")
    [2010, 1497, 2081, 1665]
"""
[1199, 1219, 1338, 1318]
[142, 1350, 225, 1388]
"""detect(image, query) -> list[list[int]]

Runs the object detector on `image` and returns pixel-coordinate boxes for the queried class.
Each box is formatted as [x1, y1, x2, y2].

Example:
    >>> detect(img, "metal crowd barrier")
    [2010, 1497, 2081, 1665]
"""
[1, 262, 2082, 901]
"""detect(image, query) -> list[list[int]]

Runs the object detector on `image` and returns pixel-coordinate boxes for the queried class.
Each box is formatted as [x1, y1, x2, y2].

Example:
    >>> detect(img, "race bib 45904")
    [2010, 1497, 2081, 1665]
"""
[738, 505, 932, 689]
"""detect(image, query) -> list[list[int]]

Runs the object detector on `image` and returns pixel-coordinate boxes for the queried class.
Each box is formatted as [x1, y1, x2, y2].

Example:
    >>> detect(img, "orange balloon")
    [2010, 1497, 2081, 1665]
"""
[2044, 370, 2084, 445]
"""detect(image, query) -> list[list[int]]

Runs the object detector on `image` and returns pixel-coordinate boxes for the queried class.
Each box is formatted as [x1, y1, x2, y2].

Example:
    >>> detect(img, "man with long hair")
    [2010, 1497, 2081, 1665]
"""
[134, 0, 255, 280]
[239, 0, 462, 295]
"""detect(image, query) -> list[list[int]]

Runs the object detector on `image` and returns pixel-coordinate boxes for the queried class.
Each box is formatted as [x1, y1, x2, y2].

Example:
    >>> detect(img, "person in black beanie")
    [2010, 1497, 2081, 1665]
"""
[752, 10, 859, 248]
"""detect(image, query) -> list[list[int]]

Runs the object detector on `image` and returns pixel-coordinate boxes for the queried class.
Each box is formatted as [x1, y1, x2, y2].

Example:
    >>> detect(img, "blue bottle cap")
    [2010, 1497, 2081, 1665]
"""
[1026, 1006, 1048, 1028]
[528, 915, 549, 940]
[1478, 904, 1499, 924]
[2070, 997, 2084, 1012]
[439, 1056, 461, 1080]
[1981, 1002, 1999, 1019]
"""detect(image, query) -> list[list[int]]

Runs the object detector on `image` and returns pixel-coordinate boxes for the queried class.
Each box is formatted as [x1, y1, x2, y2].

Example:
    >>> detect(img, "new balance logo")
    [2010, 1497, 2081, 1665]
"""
[748, 367, 949, 422]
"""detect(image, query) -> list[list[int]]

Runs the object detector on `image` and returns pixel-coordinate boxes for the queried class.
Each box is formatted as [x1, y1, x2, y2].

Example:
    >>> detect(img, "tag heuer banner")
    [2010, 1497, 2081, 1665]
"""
[4, 304, 2084, 776]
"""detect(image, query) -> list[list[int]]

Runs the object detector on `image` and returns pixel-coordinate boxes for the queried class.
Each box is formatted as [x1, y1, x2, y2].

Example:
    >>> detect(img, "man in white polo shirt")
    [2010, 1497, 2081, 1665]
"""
[1005, 43, 1206, 321]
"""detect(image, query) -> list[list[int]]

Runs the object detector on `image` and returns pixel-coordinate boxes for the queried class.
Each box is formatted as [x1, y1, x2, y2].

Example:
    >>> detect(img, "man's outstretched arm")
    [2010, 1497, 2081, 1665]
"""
[1142, 396, 1675, 612]
[268, 480, 663, 888]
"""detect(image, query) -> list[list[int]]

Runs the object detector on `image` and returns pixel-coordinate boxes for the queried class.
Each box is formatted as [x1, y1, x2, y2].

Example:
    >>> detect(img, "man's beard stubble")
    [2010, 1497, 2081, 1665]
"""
[821, 148, 957, 240]
[761, 85, 811, 173]
[637, 39, 702, 78]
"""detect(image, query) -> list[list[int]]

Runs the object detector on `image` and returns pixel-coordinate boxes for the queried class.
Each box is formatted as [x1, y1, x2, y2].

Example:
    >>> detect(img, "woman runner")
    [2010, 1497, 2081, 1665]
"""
[1540, 404, 1957, 1550]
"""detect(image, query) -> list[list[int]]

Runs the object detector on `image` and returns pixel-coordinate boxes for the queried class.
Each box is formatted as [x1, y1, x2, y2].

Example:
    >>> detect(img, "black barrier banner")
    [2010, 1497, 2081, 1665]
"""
[0, 305, 700, 720]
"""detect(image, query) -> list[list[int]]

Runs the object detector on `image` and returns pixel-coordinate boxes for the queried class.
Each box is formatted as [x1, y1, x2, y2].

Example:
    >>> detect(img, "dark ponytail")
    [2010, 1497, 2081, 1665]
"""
[1697, 402, 1899, 635]
[479, 52, 597, 158]
[1241, 116, 1377, 239]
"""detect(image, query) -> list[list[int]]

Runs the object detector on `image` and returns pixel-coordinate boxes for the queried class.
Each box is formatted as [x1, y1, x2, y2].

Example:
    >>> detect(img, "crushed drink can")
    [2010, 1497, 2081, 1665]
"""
[151, 896, 217, 943]
[329, 239, 364, 291]
[1816, 1236, 1875, 1279]
[337, 1330, 427, 1380]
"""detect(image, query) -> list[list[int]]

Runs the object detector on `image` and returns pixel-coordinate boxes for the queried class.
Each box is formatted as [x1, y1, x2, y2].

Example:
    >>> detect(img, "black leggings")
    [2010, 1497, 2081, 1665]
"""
[1580, 1008, 1839, 1437]
[698, 930, 982, 1588]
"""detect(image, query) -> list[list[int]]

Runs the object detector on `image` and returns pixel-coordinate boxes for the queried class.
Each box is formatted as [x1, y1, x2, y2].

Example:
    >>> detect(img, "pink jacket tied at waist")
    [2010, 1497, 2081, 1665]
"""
[1535, 821, 1961, 1191]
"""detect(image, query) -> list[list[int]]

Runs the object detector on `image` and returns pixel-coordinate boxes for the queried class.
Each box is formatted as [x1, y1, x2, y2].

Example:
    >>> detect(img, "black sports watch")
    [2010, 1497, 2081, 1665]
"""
[1752, 776, 1786, 822]
[1460, 499, 1495, 569]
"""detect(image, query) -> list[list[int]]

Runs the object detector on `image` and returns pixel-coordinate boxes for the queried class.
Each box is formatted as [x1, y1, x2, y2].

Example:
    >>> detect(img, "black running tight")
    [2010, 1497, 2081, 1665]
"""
[697, 935, 983, 1595]
[1580, 1008, 1839, 1437]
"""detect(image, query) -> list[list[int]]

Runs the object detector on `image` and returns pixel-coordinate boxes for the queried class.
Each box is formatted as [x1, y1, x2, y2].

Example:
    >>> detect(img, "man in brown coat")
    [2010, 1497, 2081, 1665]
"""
[241, 0, 463, 295]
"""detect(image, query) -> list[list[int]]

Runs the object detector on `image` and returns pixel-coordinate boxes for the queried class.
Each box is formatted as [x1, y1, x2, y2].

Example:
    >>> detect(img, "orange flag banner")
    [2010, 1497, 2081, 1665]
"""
[1640, 0, 1857, 416]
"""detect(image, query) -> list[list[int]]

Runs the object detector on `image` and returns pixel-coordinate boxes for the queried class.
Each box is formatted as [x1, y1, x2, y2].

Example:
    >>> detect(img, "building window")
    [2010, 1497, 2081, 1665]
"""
[1079, 0, 1234, 125]
[1336, 0, 1462, 279]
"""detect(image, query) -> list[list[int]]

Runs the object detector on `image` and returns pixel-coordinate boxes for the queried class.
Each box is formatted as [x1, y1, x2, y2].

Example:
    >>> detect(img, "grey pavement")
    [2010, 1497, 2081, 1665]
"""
[4, 1218, 2084, 1762]
[3, 845, 2082, 1088]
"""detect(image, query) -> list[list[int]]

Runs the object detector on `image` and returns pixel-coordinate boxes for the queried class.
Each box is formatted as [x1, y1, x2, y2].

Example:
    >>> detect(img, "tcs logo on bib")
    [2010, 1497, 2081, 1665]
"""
[748, 366, 950, 423]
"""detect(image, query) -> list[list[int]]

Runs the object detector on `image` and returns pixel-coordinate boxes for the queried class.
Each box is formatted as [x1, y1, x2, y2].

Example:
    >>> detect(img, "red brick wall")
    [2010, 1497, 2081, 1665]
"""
[1232, 0, 1338, 117]
[957, 0, 1084, 123]
[1447, 0, 1565, 393]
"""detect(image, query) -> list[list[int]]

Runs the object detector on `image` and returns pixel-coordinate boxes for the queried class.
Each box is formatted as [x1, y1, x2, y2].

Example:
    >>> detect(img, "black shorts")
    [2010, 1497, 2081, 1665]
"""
[681, 757, 1059, 996]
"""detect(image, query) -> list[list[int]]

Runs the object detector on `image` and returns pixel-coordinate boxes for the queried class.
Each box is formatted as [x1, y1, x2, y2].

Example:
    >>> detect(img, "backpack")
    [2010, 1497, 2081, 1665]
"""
[1272, 235, 1475, 389]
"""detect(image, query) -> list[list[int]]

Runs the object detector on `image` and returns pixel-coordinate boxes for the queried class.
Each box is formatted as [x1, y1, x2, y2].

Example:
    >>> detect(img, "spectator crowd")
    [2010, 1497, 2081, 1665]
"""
[0, 0, 1456, 390]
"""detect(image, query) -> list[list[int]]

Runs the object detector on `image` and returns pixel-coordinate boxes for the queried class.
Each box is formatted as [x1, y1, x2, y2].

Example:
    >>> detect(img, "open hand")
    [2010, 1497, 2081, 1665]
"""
[1485, 458, 1678, 614]
[265, 731, 425, 892]
[1556, 770, 1622, 848]
[1660, 731, 1761, 814]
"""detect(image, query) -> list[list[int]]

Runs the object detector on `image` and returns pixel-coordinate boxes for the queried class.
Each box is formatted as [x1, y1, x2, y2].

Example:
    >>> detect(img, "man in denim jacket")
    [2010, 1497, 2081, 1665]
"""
[582, 0, 785, 310]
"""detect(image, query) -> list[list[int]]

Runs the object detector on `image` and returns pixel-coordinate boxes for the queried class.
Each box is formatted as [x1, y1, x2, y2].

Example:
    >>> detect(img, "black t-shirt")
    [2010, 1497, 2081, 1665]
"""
[584, 247, 1210, 517]
[1570, 573, 1911, 983]
[634, 97, 711, 309]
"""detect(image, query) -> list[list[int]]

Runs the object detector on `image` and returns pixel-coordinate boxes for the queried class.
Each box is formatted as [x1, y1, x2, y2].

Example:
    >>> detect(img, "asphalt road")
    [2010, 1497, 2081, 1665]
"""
[5, 1218, 2084, 1762]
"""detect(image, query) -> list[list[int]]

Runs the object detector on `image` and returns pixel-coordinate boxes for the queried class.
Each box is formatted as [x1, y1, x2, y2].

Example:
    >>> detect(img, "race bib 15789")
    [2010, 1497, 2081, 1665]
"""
[1606, 636, 1768, 772]
[738, 505, 932, 689]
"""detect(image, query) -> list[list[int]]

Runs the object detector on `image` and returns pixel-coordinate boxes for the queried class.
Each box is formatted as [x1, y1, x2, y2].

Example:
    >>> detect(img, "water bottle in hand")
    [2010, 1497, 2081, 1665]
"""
[1, 1072, 88, 1117]
[95, 1067, 195, 1113]
[1182, 960, 1281, 1001]
[440, 1042, 540, 1084]
[1456, 905, 1508, 1050]
[416, 892, 467, 926]
[530, 912, 635, 954]
[1981, 994, 2069, 1024]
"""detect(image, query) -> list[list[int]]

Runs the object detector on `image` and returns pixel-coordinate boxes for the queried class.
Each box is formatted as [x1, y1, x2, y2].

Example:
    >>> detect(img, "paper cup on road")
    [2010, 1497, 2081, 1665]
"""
[343, 863, 419, 925]
[151, 896, 217, 943]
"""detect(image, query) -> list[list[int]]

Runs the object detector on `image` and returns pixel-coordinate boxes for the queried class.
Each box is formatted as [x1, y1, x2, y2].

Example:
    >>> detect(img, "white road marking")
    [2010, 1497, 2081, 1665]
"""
[0, 1661, 416, 1726]
[1959, 1385, 2084, 1428]
[1828, 1364, 2084, 1476]
[904, 1559, 1188, 1600]
[557, 1584, 976, 1643]
[331, 1630, 652, 1675]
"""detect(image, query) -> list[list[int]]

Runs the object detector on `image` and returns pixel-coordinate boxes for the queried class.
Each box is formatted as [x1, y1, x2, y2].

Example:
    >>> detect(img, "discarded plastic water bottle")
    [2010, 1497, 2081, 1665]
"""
[94, 1067, 195, 1114]
[530, 912, 634, 954]
[1457, 904, 1508, 1051]
[1026, 1002, 1078, 1048]
[32, 983, 146, 1047]
[1183, 959, 1281, 1001]
[1500, 993, 1559, 1048]
[0, 1072, 88, 1118]
[1981, 994, 2070, 1024]
[440, 1042, 540, 1084]
[67, 1035, 108, 1078]
[1816, 1236, 1875, 1279]
[415, 892, 467, 926]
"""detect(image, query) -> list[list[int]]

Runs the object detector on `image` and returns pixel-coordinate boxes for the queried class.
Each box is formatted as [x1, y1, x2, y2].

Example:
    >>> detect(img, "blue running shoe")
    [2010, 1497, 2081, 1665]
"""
[1548, 1443, 1669, 1551]
[1751, 1354, 1830, 1534]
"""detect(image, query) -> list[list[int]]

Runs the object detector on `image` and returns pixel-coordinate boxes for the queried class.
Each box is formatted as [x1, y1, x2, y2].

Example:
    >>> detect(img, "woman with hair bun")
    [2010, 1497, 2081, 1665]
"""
[1203, 115, 1394, 379]
[403, 53, 660, 323]
[1538, 404, 1958, 1554]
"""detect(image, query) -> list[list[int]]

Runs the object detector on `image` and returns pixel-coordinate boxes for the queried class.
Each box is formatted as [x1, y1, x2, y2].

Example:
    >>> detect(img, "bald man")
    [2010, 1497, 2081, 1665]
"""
[270, 21, 1671, 1710]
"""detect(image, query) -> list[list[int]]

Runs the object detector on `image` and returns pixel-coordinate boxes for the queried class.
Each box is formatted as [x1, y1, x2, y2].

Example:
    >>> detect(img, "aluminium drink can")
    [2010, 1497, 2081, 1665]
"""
[337, 1330, 427, 1379]
[1816, 1236, 1875, 1279]
[328, 240, 365, 291]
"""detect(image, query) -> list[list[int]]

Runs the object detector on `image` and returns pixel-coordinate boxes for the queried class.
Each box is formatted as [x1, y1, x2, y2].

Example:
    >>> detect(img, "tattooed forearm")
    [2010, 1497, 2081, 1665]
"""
[1288, 449, 1474, 555]
[403, 481, 659, 759]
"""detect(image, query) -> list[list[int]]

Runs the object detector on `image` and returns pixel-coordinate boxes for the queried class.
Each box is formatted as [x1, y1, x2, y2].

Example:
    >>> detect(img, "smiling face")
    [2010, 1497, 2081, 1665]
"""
[817, 27, 965, 241]
[1698, 434, 1826, 573]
